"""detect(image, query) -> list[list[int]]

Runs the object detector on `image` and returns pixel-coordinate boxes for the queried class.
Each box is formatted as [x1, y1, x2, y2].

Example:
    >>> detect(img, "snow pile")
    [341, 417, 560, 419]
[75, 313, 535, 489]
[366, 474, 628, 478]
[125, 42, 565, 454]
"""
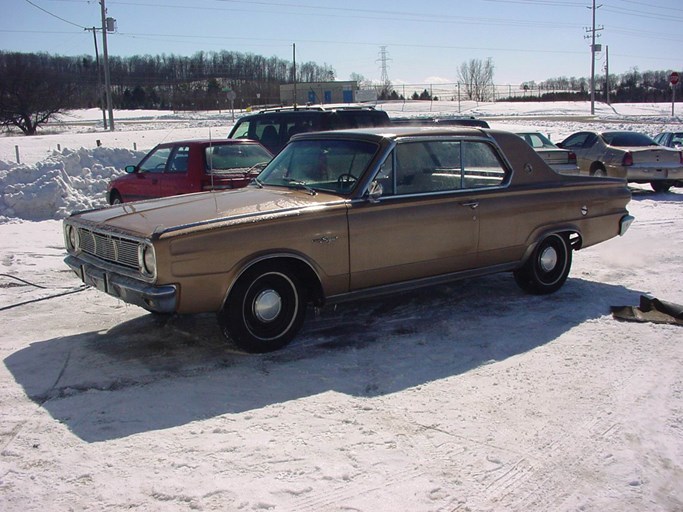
[0, 146, 144, 222]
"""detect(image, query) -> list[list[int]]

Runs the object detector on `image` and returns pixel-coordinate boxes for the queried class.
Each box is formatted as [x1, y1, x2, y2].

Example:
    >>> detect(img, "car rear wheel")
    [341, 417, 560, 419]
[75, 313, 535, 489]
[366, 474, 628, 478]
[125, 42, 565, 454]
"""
[651, 181, 672, 193]
[591, 165, 607, 177]
[514, 234, 572, 295]
[219, 263, 306, 353]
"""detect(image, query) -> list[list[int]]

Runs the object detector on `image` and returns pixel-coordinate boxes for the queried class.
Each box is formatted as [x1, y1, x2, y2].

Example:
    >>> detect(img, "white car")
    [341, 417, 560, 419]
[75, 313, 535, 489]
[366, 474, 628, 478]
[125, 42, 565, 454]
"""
[515, 131, 579, 175]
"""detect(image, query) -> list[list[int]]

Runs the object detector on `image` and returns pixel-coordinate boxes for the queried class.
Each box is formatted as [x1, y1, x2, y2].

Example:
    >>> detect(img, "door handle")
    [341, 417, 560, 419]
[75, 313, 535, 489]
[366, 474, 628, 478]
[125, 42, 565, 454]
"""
[461, 201, 479, 209]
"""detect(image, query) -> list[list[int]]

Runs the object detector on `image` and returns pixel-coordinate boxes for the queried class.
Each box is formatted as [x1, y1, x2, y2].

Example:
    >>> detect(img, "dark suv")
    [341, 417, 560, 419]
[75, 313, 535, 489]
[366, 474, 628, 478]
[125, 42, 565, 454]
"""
[228, 105, 391, 154]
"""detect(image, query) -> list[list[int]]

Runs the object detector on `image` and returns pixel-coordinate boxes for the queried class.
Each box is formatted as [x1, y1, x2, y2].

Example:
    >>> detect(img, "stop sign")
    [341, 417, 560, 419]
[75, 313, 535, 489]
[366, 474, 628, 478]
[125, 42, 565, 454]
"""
[670, 72, 680, 85]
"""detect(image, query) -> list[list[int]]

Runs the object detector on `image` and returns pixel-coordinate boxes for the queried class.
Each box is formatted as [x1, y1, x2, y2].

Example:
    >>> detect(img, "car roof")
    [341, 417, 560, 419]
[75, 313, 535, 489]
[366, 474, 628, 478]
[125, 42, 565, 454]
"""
[289, 125, 489, 143]
[236, 104, 386, 119]
[156, 138, 266, 147]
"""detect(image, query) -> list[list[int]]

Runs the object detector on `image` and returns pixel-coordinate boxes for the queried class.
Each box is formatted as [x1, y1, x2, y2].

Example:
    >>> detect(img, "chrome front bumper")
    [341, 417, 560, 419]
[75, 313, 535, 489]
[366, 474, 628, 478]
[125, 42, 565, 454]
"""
[65, 255, 178, 313]
[620, 214, 635, 236]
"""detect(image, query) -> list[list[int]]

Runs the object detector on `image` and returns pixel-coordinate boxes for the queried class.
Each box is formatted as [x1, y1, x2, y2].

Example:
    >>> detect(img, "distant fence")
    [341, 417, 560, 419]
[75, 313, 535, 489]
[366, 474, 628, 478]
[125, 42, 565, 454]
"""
[366, 83, 586, 102]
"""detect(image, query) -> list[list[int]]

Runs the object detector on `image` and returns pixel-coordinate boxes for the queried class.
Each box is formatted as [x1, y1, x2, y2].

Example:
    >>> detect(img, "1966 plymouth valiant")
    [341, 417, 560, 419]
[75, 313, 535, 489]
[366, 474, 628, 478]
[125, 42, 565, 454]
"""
[64, 127, 634, 352]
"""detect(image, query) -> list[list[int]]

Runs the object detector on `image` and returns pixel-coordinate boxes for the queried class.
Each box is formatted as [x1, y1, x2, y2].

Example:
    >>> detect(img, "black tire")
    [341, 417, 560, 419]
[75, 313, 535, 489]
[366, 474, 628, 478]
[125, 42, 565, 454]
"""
[651, 181, 671, 193]
[591, 165, 607, 177]
[514, 234, 572, 295]
[109, 191, 123, 205]
[219, 263, 306, 353]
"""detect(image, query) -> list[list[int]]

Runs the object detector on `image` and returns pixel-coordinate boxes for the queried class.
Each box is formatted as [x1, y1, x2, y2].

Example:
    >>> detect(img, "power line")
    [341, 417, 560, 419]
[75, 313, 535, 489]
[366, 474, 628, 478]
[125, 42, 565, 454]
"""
[23, 0, 87, 29]
[108, 0, 580, 30]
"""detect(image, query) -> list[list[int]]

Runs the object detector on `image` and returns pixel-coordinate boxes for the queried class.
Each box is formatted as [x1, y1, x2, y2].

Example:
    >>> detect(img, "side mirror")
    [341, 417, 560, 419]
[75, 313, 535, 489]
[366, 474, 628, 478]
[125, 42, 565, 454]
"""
[366, 180, 383, 203]
[124, 165, 137, 174]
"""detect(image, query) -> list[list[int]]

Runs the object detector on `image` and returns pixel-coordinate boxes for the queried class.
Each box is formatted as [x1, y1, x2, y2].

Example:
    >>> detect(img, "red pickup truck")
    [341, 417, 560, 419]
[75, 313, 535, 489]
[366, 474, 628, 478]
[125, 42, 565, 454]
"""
[107, 139, 272, 204]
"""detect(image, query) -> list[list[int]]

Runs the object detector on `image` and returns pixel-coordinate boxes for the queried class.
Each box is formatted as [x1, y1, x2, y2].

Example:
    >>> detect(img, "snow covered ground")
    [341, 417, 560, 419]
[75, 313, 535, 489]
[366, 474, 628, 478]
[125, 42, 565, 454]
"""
[0, 101, 682, 511]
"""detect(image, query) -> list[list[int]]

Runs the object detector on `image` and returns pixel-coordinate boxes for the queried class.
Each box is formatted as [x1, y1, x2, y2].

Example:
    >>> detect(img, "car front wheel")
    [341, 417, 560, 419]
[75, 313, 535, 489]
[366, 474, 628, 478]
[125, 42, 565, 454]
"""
[109, 191, 123, 205]
[514, 234, 572, 295]
[219, 264, 306, 353]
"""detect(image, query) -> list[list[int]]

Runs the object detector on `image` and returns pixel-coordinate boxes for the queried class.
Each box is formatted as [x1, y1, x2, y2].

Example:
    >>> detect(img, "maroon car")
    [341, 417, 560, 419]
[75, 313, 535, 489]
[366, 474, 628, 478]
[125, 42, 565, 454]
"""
[107, 139, 272, 204]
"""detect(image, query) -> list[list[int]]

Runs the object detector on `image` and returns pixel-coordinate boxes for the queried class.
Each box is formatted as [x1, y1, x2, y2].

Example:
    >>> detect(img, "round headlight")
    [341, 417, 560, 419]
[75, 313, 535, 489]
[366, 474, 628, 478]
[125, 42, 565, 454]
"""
[66, 225, 79, 251]
[139, 244, 156, 276]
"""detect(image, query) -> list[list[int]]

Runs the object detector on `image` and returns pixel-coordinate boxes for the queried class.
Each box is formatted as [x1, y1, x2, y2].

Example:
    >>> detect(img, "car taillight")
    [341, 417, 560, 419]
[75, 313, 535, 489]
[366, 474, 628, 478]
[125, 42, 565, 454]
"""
[568, 151, 577, 164]
[622, 152, 633, 166]
[679, 151, 683, 165]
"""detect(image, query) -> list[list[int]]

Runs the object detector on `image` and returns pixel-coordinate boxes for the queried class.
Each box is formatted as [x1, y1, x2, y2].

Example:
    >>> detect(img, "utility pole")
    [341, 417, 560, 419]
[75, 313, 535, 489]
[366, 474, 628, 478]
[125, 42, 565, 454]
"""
[605, 45, 610, 105]
[100, 0, 115, 131]
[86, 26, 107, 129]
[586, 0, 603, 115]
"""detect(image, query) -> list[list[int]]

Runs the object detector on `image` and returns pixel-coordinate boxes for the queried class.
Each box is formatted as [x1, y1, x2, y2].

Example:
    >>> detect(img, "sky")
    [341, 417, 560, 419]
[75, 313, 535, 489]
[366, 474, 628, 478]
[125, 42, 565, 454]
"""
[2, 0, 682, 87]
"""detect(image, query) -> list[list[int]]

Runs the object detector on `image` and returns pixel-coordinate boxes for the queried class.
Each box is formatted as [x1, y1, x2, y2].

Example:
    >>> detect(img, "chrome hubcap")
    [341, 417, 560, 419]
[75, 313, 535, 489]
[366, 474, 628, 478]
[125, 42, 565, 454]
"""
[540, 246, 558, 272]
[253, 289, 282, 323]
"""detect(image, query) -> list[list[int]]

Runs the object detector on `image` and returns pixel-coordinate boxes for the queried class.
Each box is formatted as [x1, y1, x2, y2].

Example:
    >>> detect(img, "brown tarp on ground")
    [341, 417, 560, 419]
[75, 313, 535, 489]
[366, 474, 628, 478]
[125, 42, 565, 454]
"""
[611, 294, 683, 326]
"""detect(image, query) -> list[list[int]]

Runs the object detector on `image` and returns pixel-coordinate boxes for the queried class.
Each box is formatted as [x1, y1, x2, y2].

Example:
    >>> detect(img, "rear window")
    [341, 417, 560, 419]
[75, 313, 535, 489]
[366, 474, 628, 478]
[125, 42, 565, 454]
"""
[334, 110, 390, 128]
[602, 132, 657, 147]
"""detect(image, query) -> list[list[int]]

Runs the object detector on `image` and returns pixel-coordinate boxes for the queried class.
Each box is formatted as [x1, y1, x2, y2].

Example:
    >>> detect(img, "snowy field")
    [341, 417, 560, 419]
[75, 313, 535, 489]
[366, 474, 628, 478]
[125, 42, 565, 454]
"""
[0, 101, 682, 511]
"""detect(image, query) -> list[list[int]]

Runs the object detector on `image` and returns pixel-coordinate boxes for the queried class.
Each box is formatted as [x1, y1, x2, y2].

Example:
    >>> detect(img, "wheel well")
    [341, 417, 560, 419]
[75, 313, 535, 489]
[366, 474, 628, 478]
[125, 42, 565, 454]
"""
[567, 230, 582, 250]
[589, 162, 605, 173]
[109, 189, 121, 204]
[229, 256, 324, 308]
[522, 230, 582, 267]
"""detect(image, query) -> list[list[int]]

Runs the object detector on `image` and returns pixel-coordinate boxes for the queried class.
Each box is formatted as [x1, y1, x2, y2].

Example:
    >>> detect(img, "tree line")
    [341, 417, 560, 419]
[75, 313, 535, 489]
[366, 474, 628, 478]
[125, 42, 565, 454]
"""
[517, 68, 681, 103]
[0, 50, 334, 134]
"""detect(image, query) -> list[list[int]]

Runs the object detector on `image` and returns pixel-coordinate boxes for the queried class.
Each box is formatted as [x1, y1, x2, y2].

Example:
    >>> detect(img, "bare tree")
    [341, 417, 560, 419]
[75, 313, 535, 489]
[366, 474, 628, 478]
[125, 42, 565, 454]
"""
[0, 53, 75, 135]
[457, 58, 494, 102]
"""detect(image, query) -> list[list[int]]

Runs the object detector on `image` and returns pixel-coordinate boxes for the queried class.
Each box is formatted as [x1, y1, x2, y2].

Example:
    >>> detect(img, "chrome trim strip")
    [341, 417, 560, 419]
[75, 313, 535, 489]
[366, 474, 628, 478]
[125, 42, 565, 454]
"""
[325, 262, 518, 305]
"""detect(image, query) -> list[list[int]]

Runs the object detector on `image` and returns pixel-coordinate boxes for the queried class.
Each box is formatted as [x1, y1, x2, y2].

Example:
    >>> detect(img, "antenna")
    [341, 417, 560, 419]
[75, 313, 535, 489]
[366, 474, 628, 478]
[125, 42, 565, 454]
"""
[209, 128, 215, 191]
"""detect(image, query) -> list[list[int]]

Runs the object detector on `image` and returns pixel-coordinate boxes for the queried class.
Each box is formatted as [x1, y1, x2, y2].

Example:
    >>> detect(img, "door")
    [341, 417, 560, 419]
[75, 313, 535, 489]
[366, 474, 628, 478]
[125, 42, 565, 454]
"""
[125, 145, 171, 200]
[159, 145, 192, 197]
[347, 140, 481, 290]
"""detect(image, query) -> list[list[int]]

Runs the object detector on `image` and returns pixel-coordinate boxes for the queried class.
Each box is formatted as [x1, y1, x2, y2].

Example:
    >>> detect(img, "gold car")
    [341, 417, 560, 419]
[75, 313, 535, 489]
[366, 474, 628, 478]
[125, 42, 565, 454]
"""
[559, 130, 683, 192]
[64, 127, 633, 352]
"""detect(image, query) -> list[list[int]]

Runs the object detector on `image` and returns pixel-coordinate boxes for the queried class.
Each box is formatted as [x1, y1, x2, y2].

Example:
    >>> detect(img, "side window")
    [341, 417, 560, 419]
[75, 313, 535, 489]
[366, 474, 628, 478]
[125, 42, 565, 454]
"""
[561, 133, 589, 149]
[167, 146, 190, 173]
[395, 141, 462, 195]
[461, 141, 506, 188]
[138, 147, 172, 173]
[373, 151, 396, 196]
[255, 120, 281, 151]
[584, 133, 598, 147]
[285, 119, 315, 139]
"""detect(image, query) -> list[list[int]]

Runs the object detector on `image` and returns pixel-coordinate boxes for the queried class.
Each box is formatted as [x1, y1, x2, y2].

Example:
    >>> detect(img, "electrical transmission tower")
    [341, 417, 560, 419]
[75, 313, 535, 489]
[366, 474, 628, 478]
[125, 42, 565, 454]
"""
[377, 46, 392, 97]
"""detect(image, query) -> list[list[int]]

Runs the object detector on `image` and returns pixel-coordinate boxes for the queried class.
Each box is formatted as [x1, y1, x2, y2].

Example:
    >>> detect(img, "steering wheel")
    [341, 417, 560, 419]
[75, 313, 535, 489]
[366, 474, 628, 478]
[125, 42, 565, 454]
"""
[337, 173, 358, 188]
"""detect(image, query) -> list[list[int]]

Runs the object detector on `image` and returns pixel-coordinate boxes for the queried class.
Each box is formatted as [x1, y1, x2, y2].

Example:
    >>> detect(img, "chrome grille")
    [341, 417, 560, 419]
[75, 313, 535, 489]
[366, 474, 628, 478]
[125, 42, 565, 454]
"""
[77, 228, 140, 269]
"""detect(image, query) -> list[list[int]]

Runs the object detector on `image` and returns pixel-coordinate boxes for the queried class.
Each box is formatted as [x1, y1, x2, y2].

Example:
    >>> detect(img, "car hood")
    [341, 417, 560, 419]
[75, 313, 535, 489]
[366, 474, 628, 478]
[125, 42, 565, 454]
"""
[69, 187, 346, 239]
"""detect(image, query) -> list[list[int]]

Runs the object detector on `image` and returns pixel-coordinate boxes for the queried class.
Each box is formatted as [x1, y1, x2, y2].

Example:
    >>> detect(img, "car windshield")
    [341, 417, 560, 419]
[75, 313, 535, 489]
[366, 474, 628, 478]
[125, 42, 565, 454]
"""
[205, 144, 272, 173]
[256, 139, 379, 194]
[602, 132, 657, 147]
